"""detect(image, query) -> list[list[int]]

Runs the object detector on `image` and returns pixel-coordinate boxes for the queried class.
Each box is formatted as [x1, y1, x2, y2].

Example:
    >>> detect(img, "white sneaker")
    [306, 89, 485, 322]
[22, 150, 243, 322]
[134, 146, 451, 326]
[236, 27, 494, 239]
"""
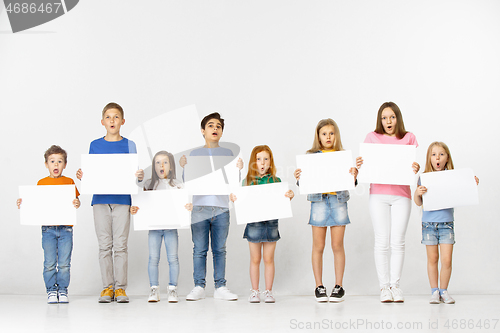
[429, 290, 441, 304]
[214, 286, 238, 301]
[186, 286, 206, 301]
[148, 286, 160, 302]
[441, 290, 455, 304]
[47, 291, 58, 304]
[58, 291, 69, 303]
[263, 290, 275, 303]
[380, 287, 393, 303]
[248, 289, 260, 303]
[167, 286, 178, 303]
[390, 287, 404, 303]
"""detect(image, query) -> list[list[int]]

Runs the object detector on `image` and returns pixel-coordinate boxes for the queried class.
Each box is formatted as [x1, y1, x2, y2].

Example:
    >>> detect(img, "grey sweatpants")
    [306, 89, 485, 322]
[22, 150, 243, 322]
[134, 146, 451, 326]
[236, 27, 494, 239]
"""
[93, 204, 130, 290]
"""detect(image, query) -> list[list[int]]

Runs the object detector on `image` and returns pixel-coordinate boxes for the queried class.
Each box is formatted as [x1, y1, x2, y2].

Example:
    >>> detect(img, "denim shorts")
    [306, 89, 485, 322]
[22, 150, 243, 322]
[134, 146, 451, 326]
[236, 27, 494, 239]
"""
[309, 194, 351, 227]
[421, 222, 455, 245]
[243, 220, 280, 243]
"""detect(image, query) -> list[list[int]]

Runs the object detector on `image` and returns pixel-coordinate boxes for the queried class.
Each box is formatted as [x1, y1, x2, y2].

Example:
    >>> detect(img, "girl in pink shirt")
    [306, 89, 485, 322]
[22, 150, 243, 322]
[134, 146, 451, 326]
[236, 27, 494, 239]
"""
[356, 102, 420, 303]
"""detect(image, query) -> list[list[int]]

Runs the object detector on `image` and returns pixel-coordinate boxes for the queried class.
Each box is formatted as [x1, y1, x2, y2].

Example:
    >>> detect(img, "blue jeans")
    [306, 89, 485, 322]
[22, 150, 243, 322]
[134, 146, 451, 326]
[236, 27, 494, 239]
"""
[148, 229, 179, 287]
[191, 206, 230, 288]
[41, 226, 73, 293]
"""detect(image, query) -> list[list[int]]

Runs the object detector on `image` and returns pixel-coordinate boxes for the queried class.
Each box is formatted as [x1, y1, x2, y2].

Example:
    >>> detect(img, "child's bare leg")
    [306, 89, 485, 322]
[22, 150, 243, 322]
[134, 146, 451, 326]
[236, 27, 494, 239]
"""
[262, 242, 277, 291]
[426, 245, 439, 288]
[312, 226, 327, 287]
[439, 244, 453, 289]
[330, 226, 346, 286]
[249, 242, 262, 290]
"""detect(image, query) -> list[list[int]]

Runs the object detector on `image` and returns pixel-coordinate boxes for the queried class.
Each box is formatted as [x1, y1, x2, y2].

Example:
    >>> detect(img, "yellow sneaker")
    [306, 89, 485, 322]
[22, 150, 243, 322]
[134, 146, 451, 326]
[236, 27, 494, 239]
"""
[115, 288, 129, 303]
[99, 286, 114, 303]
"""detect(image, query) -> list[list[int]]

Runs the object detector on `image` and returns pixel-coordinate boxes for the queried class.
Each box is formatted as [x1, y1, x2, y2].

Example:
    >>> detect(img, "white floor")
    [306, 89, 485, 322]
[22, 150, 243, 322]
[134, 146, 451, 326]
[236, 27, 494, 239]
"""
[1, 294, 498, 333]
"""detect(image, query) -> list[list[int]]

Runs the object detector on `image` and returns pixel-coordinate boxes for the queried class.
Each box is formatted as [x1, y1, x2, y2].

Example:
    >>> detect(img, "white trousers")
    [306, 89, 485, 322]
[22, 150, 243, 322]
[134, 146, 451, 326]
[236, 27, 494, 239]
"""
[369, 194, 411, 289]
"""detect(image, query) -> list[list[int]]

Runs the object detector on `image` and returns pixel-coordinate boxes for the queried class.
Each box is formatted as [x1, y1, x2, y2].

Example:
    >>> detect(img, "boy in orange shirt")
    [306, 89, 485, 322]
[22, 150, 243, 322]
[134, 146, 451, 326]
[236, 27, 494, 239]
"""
[17, 145, 80, 304]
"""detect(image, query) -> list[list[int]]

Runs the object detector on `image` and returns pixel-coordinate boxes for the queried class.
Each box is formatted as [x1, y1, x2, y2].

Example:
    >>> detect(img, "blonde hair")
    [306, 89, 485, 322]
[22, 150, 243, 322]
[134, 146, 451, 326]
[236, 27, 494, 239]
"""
[307, 118, 344, 153]
[244, 145, 278, 186]
[374, 102, 408, 139]
[424, 141, 454, 173]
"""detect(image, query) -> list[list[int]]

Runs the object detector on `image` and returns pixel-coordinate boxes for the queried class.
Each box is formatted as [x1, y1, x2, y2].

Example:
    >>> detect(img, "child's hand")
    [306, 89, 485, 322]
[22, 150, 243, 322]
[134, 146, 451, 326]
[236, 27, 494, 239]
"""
[16, 198, 22, 209]
[285, 190, 294, 200]
[130, 206, 139, 215]
[412, 162, 420, 174]
[73, 198, 81, 209]
[356, 157, 363, 169]
[185, 203, 193, 211]
[293, 168, 301, 181]
[475, 176, 479, 185]
[229, 193, 237, 202]
[135, 169, 144, 181]
[179, 155, 187, 168]
[76, 168, 83, 180]
[416, 185, 427, 197]
[349, 167, 358, 180]
[236, 158, 243, 170]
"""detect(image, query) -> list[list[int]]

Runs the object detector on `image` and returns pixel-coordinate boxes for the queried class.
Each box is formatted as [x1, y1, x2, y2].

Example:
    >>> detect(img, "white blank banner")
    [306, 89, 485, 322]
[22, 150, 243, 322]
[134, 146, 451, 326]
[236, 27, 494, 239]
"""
[81, 154, 138, 194]
[132, 189, 191, 230]
[19, 185, 77, 226]
[233, 182, 292, 225]
[184, 156, 231, 195]
[420, 168, 479, 211]
[296, 151, 355, 195]
[358, 143, 416, 186]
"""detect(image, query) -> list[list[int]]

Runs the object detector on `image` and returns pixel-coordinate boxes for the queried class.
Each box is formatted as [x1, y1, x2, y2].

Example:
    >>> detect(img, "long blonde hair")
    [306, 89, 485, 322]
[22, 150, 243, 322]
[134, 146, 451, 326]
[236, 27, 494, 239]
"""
[307, 118, 344, 153]
[244, 145, 278, 186]
[424, 142, 454, 173]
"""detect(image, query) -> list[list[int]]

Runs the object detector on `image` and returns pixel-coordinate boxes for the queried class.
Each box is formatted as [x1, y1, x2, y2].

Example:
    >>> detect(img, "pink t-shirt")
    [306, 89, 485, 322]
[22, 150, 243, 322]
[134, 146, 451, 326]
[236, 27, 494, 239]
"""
[363, 131, 418, 199]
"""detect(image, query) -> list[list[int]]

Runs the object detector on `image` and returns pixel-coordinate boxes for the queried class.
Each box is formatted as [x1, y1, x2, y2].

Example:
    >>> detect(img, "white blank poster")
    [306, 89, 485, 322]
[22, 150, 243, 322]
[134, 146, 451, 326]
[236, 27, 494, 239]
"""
[358, 143, 416, 186]
[296, 151, 355, 195]
[132, 189, 191, 230]
[233, 182, 293, 225]
[19, 185, 77, 226]
[81, 154, 139, 195]
[420, 168, 479, 211]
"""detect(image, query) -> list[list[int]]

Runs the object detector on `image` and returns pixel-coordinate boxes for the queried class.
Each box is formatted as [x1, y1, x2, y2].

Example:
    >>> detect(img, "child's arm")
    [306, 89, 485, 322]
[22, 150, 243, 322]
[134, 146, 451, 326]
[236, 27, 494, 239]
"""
[73, 198, 81, 209]
[293, 169, 301, 186]
[236, 158, 243, 170]
[412, 162, 420, 174]
[76, 168, 83, 180]
[414, 185, 426, 206]
[135, 169, 144, 182]
[130, 206, 139, 215]
[355, 157, 363, 169]
[16, 198, 22, 209]
[285, 189, 294, 200]
[475, 176, 479, 185]
[179, 155, 187, 168]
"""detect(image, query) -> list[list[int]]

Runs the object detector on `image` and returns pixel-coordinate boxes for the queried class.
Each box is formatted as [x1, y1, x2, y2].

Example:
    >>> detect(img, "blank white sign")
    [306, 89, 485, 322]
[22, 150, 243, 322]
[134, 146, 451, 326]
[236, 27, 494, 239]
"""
[19, 185, 77, 226]
[184, 156, 231, 195]
[296, 151, 355, 195]
[420, 168, 479, 211]
[81, 154, 139, 194]
[358, 143, 417, 186]
[132, 189, 191, 230]
[233, 182, 293, 225]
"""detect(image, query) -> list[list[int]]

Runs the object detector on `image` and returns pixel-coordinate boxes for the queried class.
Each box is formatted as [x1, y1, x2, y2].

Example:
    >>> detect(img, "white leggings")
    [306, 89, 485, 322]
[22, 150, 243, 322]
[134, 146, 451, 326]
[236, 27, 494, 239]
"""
[369, 194, 411, 289]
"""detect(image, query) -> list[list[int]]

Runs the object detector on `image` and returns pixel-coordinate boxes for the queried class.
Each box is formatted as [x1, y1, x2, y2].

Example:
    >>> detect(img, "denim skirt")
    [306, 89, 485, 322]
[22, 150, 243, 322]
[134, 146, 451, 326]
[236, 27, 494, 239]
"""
[309, 194, 351, 227]
[243, 220, 280, 243]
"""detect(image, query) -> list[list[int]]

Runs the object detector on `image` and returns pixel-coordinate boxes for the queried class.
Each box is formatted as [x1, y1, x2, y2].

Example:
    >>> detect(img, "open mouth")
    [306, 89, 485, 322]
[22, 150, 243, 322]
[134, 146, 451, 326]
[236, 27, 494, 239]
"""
[53, 169, 59, 174]
[436, 162, 440, 169]
[160, 170, 164, 174]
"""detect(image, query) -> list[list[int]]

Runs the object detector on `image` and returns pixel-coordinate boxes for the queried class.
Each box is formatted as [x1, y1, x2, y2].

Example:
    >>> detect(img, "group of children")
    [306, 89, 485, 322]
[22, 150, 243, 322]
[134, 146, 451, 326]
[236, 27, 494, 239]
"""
[17, 101, 478, 305]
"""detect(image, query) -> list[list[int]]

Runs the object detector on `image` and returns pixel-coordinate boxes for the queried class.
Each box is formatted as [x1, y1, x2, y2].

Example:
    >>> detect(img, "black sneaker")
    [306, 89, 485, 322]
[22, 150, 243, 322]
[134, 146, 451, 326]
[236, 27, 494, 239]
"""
[315, 285, 328, 302]
[329, 285, 345, 302]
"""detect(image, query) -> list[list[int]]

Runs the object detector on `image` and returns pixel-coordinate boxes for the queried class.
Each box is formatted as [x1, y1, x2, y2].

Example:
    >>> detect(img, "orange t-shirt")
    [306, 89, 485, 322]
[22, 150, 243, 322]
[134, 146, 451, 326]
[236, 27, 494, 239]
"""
[37, 176, 80, 227]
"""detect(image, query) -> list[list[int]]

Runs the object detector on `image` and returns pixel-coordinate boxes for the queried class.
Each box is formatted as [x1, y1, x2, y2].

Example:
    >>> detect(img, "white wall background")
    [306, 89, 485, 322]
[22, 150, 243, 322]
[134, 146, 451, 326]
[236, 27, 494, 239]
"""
[1, 0, 499, 296]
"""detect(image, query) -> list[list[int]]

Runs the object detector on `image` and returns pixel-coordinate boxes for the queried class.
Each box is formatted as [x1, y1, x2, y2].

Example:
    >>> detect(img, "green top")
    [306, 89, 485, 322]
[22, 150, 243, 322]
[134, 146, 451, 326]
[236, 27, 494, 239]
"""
[242, 174, 281, 186]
